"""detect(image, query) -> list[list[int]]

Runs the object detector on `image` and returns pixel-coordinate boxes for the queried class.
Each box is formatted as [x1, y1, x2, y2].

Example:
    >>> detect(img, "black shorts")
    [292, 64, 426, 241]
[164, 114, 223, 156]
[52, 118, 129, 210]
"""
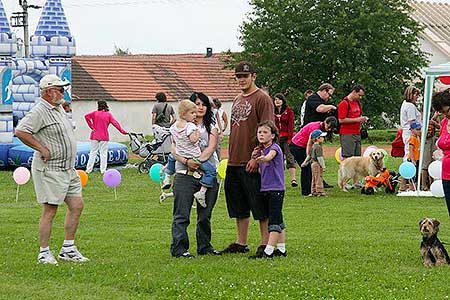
[224, 166, 268, 220]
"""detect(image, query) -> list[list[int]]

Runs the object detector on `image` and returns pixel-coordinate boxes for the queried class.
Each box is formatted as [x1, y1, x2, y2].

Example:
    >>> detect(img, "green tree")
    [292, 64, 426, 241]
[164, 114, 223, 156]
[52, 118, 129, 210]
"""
[234, 0, 428, 127]
[113, 45, 131, 56]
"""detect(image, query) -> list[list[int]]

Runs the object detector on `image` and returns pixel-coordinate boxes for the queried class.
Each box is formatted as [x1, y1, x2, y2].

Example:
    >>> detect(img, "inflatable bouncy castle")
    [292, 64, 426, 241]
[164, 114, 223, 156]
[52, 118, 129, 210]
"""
[0, 0, 128, 169]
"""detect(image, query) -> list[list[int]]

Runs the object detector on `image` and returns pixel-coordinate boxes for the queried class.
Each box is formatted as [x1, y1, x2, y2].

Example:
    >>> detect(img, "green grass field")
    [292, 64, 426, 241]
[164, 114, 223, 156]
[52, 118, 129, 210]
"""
[2, 154, 450, 299]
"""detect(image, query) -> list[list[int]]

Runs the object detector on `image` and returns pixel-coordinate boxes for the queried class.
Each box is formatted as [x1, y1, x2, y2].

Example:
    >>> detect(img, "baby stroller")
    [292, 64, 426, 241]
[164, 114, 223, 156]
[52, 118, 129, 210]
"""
[129, 125, 172, 173]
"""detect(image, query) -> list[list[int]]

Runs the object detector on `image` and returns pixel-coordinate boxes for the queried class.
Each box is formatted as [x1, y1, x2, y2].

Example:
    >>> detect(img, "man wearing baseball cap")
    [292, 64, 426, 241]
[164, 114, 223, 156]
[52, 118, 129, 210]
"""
[222, 61, 275, 256]
[15, 74, 89, 264]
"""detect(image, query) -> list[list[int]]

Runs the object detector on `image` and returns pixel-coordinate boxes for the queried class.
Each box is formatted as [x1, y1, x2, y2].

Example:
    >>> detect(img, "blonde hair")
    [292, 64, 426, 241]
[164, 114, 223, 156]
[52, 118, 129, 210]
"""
[178, 100, 197, 119]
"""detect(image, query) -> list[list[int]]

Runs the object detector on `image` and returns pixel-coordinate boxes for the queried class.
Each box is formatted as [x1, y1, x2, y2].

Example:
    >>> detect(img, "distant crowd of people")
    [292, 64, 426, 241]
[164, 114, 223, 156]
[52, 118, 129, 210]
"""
[14, 61, 450, 264]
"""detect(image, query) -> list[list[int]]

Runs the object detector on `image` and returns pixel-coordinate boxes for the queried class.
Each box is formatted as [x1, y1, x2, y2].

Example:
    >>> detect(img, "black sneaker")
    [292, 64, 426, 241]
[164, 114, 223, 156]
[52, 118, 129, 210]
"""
[249, 251, 273, 259]
[291, 179, 298, 187]
[176, 251, 195, 258]
[255, 244, 266, 256]
[220, 243, 250, 254]
[198, 249, 222, 256]
[273, 249, 287, 257]
[323, 181, 334, 188]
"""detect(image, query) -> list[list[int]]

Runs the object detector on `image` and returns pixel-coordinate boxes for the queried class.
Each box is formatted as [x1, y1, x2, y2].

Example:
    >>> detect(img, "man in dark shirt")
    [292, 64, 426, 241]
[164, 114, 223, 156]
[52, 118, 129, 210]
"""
[303, 83, 337, 189]
[303, 83, 337, 126]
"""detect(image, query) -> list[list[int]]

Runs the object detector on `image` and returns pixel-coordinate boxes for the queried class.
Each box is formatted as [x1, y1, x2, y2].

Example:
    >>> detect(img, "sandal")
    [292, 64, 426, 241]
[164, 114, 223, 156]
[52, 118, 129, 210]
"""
[291, 179, 298, 187]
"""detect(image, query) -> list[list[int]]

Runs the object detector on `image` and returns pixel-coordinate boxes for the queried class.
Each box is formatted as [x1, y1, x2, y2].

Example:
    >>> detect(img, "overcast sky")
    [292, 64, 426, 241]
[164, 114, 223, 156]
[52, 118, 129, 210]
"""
[2, 0, 252, 55]
[2, 0, 450, 56]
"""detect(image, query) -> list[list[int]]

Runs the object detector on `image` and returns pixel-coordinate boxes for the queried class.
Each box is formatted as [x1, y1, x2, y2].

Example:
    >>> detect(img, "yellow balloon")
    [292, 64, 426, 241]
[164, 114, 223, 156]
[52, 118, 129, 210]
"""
[218, 159, 228, 179]
[335, 147, 342, 164]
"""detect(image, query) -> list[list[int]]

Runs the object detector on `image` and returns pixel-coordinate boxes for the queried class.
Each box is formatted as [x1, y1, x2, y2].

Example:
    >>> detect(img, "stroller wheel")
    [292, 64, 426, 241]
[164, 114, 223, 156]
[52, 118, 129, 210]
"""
[138, 161, 150, 173]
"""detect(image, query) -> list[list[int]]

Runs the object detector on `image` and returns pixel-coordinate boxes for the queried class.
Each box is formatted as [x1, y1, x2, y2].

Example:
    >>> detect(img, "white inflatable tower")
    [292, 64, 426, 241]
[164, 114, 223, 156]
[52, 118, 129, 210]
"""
[0, 0, 16, 143]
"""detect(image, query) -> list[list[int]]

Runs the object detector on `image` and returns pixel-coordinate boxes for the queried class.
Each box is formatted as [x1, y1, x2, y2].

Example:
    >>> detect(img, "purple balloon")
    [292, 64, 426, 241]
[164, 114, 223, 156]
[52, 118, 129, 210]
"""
[103, 169, 121, 188]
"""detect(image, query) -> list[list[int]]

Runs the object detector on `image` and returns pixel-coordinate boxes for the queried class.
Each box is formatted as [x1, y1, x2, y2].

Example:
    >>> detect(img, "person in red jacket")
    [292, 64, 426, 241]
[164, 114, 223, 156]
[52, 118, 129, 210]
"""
[273, 93, 297, 187]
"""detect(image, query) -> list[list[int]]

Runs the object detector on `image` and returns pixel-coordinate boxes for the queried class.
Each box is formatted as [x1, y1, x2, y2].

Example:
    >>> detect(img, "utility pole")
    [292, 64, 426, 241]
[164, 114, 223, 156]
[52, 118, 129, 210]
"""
[10, 0, 41, 58]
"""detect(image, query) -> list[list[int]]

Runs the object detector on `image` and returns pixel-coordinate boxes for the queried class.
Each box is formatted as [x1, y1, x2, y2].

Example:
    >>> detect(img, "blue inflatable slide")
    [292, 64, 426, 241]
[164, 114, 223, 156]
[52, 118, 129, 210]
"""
[0, 137, 128, 169]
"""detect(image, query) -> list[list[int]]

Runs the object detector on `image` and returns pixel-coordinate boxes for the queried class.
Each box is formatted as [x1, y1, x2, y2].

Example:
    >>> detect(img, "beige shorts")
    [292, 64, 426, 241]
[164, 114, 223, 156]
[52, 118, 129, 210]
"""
[31, 168, 82, 205]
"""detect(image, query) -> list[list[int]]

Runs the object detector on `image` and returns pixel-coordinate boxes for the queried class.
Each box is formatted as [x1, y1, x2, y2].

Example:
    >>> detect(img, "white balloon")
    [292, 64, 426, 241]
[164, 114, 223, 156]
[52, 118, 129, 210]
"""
[433, 149, 443, 161]
[430, 180, 445, 198]
[428, 161, 442, 180]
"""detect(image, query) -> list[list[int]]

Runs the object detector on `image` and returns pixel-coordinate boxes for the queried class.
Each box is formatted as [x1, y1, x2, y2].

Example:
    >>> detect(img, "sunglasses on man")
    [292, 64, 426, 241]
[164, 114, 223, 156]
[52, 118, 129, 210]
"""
[51, 87, 65, 93]
[235, 74, 251, 79]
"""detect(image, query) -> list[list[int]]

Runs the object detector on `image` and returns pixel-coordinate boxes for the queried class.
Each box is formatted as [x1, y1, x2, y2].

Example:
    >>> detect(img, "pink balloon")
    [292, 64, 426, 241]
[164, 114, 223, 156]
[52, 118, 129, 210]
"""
[13, 167, 31, 185]
[363, 146, 378, 157]
[103, 169, 121, 188]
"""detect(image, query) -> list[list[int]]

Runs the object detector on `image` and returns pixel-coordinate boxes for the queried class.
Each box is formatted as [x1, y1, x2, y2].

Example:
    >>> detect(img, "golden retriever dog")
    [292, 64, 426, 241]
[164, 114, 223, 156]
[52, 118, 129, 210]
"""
[338, 150, 385, 191]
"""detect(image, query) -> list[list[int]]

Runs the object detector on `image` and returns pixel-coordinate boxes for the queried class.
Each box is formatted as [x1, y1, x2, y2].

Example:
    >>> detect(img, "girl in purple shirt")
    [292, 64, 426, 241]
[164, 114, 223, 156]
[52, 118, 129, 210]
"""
[250, 120, 286, 259]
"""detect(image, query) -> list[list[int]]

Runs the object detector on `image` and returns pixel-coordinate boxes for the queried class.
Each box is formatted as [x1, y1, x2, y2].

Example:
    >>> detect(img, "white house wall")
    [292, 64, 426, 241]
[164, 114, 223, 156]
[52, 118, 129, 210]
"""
[420, 37, 450, 66]
[72, 100, 233, 142]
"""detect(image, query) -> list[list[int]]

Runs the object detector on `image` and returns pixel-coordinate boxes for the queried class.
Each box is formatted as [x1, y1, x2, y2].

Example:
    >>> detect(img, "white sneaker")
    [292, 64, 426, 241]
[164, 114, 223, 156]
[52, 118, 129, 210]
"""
[37, 250, 58, 265]
[344, 183, 353, 190]
[194, 190, 207, 208]
[58, 246, 90, 262]
[161, 176, 171, 190]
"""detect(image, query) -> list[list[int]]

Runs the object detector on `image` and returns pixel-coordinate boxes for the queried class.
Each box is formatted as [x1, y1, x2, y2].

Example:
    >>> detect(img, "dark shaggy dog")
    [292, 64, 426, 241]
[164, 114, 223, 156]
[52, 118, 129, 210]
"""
[419, 218, 450, 267]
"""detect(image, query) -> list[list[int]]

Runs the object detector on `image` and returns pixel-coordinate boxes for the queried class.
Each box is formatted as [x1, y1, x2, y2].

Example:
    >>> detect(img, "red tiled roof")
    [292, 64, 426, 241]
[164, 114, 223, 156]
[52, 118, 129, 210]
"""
[72, 54, 240, 102]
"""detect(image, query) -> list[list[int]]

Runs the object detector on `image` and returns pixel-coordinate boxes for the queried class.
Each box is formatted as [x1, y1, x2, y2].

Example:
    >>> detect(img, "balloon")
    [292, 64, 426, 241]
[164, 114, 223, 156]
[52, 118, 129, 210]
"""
[103, 169, 121, 188]
[428, 161, 442, 180]
[76, 170, 88, 187]
[149, 163, 164, 182]
[430, 180, 445, 197]
[335, 147, 343, 164]
[217, 159, 228, 179]
[13, 167, 30, 185]
[380, 149, 388, 164]
[399, 162, 416, 179]
[363, 146, 378, 158]
[439, 76, 450, 85]
[433, 149, 443, 161]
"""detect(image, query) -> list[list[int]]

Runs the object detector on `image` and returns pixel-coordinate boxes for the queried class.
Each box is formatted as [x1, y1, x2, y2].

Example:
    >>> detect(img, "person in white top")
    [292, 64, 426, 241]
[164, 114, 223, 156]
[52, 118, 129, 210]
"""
[162, 100, 217, 207]
[399, 86, 422, 190]
[212, 98, 228, 160]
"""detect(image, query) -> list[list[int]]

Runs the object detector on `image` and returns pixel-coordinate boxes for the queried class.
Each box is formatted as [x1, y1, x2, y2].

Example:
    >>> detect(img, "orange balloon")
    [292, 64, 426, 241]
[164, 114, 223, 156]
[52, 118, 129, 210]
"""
[77, 170, 88, 187]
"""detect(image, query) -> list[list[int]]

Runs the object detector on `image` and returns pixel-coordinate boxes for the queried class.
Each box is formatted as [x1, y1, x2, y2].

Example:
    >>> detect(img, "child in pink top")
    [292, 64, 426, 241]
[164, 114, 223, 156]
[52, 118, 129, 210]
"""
[84, 100, 127, 173]
[432, 89, 450, 216]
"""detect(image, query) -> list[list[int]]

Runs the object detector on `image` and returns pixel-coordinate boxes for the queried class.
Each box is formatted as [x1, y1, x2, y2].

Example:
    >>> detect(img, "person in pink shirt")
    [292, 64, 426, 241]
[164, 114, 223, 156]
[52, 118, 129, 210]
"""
[84, 100, 127, 173]
[289, 116, 337, 196]
[432, 89, 450, 216]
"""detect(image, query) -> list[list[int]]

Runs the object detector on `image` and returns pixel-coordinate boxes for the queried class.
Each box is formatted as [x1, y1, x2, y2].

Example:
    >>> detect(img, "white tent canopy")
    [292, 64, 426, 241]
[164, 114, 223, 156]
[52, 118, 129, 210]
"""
[415, 62, 450, 194]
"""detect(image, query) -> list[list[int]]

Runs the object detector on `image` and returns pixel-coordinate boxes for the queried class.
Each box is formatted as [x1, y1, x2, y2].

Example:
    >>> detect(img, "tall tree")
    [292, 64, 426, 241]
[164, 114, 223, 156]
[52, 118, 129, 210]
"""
[113, 45, 131, 56]
[235, 0, 428, 126]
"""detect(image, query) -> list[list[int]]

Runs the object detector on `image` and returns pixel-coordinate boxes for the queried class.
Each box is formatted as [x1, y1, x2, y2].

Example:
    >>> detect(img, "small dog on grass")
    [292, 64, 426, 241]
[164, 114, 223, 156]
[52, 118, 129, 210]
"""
[419, 217, 450, 267]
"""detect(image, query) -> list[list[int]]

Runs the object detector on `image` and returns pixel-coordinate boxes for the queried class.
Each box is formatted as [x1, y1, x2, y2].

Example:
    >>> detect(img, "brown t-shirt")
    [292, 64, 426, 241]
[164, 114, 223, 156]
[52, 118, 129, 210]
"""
[228, 88, 274, 166]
